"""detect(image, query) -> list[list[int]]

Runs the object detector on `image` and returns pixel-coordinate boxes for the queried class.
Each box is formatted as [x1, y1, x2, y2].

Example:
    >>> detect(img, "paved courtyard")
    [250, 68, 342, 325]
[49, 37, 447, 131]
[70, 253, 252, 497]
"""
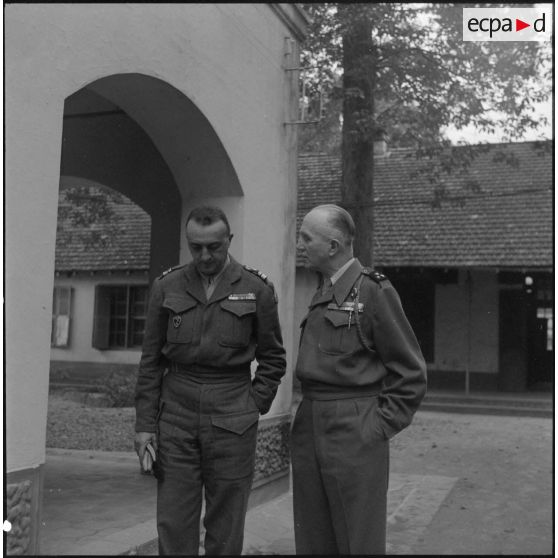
[40, 409, 553, 555]
[243, 472, 458, 555]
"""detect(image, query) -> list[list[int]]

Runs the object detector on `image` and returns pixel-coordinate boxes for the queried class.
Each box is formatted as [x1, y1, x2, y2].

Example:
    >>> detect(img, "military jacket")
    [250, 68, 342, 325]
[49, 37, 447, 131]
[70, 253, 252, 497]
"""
[295, 258, 427, 439]
[136, 257, 286, 432]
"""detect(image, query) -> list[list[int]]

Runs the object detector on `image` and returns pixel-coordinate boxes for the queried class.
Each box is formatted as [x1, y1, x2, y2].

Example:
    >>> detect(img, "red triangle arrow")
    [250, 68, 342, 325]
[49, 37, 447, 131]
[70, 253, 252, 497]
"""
[516, 18, 530, 31]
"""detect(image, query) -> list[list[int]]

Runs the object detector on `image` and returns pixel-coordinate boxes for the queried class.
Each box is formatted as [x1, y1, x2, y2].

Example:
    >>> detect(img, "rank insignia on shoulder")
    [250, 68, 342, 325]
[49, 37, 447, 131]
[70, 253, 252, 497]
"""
[243, 265, 278, 303]
[361, 267, 388, 283]
[243, 265, 268, 282]
[158, 264, 184, 280]
[228, 293, 256, 301]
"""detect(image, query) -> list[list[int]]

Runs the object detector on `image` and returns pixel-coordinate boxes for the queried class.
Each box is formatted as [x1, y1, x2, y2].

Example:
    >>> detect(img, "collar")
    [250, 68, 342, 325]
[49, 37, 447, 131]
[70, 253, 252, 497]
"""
[310, 259, 364, 308]
[199, 255, 231, 286]
[330, 258, 363, 306]
[329, 258, 356, 286]
[183, 255, 242, 303]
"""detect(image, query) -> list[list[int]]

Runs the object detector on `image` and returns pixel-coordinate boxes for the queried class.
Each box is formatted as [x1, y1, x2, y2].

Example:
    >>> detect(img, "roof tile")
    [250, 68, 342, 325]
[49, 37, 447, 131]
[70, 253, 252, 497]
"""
[297, 140, 553, 268]
[55, 140, 553, 273]
[55, 186, 150, 273]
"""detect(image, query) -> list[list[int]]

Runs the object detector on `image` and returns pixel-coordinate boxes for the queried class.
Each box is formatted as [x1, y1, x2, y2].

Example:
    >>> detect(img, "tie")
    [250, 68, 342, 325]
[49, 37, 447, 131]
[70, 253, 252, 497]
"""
[206, 275, 216, 298]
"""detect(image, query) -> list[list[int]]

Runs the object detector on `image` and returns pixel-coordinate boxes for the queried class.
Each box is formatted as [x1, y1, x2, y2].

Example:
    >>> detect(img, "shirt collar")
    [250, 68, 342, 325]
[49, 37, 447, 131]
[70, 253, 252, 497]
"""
[329, 257, 356, 286]
[199, 255, 231, 286]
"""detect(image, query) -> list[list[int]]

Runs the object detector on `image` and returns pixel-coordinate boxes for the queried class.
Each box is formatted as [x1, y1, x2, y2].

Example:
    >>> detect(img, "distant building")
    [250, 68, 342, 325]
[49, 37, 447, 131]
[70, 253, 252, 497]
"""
[51, 185, 151, 384]
[54, 140, 553, 397]
[296, 140, 553, 393]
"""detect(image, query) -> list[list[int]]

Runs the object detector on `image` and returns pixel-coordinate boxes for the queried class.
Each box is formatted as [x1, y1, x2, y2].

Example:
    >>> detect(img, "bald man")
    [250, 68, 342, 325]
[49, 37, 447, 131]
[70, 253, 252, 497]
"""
[292, 204, 427, 554]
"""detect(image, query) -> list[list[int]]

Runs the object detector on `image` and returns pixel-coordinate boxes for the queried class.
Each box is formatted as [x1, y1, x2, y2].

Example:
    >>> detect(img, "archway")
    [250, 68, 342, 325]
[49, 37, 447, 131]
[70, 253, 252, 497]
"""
[60, 72, 244, 281]
[41, 73, 245, 554]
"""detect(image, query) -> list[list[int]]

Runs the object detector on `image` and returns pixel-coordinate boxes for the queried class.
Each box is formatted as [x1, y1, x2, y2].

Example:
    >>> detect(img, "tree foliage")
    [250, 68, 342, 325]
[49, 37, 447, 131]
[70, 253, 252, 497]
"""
[57, 185, 125, 249]
[299, 3, 552, 264]
[301, 3, 551, 151]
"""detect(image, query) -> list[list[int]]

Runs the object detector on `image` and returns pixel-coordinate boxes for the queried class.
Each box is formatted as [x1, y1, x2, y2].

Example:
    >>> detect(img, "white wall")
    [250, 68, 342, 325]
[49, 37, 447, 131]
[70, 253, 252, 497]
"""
[5, 46, 62, 473]
[5, 3, 303, 473]
[51, 274, 148, 365]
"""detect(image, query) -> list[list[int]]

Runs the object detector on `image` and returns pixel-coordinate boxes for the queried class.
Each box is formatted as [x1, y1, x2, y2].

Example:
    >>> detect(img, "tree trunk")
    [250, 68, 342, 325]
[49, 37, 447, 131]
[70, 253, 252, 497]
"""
[339, 5, 375, 267]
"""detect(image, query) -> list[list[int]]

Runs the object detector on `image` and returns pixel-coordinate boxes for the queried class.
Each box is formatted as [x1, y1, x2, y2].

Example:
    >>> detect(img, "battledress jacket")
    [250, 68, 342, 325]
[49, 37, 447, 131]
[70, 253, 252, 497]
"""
[296, 258, 427, 439]
[135, 257, 286, 432]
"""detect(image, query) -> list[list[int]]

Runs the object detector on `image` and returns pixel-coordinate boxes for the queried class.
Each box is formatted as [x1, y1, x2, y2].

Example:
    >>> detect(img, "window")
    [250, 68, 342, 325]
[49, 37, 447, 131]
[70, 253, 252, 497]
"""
[51, 286, 73, 347]
[93, 285, 149, 349]
[536, 307, 553, 352]
[536, 279, 553, 352]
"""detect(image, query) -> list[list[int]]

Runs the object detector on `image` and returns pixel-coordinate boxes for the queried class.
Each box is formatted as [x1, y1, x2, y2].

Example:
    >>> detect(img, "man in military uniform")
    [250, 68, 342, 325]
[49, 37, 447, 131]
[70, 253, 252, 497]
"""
[135, 205, 286, 555]
[292, 204, 427, 554]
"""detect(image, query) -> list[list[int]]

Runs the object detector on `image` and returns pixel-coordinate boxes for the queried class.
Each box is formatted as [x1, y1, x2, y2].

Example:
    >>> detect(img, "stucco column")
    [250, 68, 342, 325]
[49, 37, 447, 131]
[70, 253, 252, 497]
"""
[5, 32, 64, 553]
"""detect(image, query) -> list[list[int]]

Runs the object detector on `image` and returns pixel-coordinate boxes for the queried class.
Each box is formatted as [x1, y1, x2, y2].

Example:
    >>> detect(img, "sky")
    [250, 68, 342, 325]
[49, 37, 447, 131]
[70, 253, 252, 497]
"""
[443, 98, 554, 144]
[424, 3, 553, 145]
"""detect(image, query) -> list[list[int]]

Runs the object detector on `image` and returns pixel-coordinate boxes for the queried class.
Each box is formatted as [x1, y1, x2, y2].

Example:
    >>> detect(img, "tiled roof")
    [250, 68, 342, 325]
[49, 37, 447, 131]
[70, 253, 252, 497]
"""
[55, 186, 150, 273]
[297, 140, 553, 268]
[55, 141, 552, 273]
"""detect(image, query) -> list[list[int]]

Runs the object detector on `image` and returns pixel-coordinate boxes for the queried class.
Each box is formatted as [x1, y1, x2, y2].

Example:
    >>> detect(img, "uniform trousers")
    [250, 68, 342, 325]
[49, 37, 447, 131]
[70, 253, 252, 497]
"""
[156, 370, 260, 555]
[291, 396, 389, 555]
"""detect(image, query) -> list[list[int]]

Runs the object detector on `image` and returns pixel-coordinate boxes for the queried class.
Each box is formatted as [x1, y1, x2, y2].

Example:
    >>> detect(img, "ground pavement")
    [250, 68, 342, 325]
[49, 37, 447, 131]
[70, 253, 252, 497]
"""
[40, 409, 553, 555]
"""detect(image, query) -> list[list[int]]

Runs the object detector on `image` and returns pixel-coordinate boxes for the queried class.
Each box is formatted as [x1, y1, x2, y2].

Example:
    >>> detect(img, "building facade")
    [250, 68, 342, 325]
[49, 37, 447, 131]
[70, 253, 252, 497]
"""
[296, 142, 553, 393]
[53, 141, 553, 397]
[5, 4, 308, 553]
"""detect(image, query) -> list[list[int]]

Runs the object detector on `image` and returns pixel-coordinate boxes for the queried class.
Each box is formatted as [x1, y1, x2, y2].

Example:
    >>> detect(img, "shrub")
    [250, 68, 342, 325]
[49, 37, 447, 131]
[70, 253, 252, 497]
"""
[97, 371, 137, 408]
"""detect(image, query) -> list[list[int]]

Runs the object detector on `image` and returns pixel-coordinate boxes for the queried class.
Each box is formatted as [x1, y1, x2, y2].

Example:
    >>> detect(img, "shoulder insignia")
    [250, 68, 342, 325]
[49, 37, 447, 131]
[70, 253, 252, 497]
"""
[243, 265, 278, 303]
[244, 265, 268, 282]
[158, 264, 184, 280]
[361, 267, 388, 284]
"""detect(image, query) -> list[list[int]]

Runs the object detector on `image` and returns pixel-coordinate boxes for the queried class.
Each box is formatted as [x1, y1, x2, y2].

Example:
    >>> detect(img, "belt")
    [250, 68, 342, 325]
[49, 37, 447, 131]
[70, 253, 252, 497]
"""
[170, 362, 251, 384]
[301, 380, 381, 400]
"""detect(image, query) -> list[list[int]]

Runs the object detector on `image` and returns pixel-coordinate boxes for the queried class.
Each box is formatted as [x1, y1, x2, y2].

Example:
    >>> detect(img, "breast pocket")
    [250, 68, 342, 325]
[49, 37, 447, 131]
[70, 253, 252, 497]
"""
[319, 309, 361, 355]
[163, 297, 198, 344]
[219, 300, 256, 348]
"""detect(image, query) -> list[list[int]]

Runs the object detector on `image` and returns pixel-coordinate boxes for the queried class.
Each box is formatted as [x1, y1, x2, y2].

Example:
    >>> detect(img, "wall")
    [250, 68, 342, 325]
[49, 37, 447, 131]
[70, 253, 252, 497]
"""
[5, 4, 305, 552]
[51, 274, 148, 365]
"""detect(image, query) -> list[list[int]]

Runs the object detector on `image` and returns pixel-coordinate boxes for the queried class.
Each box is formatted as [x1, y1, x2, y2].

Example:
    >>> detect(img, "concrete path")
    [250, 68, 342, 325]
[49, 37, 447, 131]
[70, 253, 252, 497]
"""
[40, 409, 553, 555]
[41, 449, 157, 555]
[242, 473, 458, 555]
[41, 451, 456, 556]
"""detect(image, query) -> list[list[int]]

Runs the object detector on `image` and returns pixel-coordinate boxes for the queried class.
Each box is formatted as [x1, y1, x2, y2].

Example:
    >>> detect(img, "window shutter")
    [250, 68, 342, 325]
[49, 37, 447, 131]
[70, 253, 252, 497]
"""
[51, 315, 57, 347]
[92, 285, 111, 349]
[51, 286, 73, 347]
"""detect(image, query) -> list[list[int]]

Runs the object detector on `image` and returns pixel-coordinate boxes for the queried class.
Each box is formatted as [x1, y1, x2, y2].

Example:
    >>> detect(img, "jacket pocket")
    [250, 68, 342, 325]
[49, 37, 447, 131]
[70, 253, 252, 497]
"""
[218, 300, 256, 347]
[319, 308, 361, 354]
[211, 409, 260, 435]
[163, 296, 197, 344]
[210, 409, 259, 480]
